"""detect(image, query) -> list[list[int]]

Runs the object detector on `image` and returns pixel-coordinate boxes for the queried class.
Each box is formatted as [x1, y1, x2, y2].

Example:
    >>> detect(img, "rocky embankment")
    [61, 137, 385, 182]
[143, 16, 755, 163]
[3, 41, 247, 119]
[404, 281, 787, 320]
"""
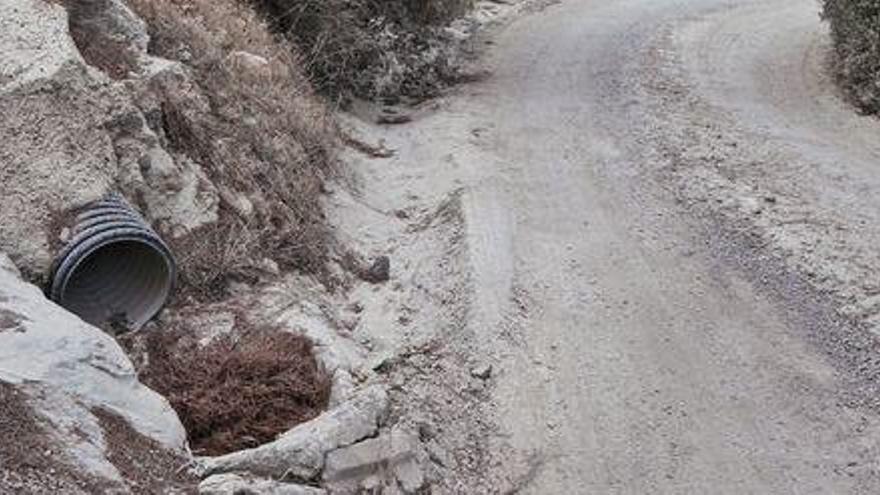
[0, 0, 521, 492]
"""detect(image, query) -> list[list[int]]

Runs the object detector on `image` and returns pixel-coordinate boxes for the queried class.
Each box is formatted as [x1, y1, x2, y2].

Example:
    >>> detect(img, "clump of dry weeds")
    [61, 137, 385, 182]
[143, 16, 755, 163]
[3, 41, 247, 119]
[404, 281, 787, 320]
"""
[137, 328, 331, 456]
[254, 0, 474, 100]
[127, 0, 340, 298]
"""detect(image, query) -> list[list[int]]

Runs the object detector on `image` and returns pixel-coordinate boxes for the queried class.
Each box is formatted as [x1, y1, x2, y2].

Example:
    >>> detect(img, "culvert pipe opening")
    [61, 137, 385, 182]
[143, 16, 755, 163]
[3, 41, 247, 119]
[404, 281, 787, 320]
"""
[49, 195, 176, 333]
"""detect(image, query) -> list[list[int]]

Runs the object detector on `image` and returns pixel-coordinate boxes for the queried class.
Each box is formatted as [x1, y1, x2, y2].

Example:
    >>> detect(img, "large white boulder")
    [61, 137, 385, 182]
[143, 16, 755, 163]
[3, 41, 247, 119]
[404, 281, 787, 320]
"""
[0, 253, 187, 452]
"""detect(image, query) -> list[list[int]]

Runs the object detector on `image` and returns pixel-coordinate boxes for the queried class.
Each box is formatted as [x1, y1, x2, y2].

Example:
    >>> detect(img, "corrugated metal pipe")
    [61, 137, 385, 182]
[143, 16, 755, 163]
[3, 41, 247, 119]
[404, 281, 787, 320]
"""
[49, 194, 176, 333]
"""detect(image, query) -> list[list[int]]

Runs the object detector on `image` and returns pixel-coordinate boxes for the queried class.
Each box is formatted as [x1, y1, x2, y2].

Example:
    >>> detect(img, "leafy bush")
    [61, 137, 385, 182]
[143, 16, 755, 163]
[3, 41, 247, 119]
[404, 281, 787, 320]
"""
[823, 0, 880, 114]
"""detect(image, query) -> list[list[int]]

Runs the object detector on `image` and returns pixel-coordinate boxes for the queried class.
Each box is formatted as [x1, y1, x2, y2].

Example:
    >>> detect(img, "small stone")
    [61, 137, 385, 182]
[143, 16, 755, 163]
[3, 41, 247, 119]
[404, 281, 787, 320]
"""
[739, 196, 763, 215]
[341, 315, 360, 331]
[377, 114, 413, 125]
[426, 440, 452, 468]
[363, 256, 391, 284]
[470, 364, 493, 380]
[369, 350, 396, 372]
[395, 456, 425, 493]
[259, 258, 280, 276]
[391, 374, 406, 389]
[226, 50, 270, 73]
[417, 422, 437, 442]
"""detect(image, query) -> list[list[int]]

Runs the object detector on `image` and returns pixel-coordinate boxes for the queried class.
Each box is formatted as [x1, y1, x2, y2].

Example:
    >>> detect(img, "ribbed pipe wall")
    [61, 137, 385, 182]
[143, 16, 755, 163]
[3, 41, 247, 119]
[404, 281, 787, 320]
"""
[49, 194, 176, 333]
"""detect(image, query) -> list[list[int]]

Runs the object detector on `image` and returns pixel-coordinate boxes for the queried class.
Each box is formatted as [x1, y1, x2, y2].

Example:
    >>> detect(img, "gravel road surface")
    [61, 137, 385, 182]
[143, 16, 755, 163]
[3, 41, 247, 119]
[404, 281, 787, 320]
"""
[447, 0, 880, 492]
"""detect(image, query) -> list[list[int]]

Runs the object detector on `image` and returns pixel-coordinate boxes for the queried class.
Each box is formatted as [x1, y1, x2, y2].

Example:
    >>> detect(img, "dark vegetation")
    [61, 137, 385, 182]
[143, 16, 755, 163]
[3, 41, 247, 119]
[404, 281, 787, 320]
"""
[253, 0, 474, 100]
[135, 327, 331, 456]
[823, 0, 880, 114]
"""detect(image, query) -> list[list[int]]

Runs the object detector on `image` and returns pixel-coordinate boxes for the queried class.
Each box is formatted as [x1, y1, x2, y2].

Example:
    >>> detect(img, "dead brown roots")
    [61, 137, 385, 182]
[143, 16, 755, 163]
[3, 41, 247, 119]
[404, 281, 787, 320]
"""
[139, 330, 331, 456]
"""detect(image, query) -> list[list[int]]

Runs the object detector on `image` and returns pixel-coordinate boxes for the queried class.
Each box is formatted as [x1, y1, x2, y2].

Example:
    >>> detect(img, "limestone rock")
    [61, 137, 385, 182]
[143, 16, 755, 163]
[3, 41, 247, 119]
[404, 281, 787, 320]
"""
[200, 473, 325, 495]
[275, 302, 368, 376]
[0, 252, 187, 490]
[115, 62, 221, 238]
[200, 385, 389, 481]
[0, 253, 187, 451]
[226, 51, 271, 74]
[0, 0, 124, 280]
[470, 364, 493, 380]
[323, 429, 425, 494]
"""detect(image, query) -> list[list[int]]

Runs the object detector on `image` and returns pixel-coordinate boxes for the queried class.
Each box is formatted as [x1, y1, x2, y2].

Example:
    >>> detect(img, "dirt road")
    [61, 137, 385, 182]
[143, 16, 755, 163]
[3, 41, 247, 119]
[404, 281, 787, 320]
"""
[438, 0, 880, 492]
[347, 0, 880, 492]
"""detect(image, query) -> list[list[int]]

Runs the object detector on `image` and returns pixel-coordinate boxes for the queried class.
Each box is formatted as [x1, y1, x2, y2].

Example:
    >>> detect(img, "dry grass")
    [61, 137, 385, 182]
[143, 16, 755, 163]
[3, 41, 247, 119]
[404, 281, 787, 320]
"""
[137, 327, 331, 456]
[126, 0, 340, 298]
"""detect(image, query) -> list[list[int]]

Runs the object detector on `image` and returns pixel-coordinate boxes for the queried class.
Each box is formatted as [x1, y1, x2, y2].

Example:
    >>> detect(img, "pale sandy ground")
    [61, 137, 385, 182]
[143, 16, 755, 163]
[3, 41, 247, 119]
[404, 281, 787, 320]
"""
[342, 0, 880, 492]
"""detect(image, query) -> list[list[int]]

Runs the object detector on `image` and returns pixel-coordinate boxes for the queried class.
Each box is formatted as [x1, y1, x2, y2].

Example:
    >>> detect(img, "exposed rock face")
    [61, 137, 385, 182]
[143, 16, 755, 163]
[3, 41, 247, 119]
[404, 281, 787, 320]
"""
[0, 0, 219, 282]
[0, 0, 122, 281]
[0, 253, 187, 450]
[0, 252, 188, 488]
[67, 0, 150, 68]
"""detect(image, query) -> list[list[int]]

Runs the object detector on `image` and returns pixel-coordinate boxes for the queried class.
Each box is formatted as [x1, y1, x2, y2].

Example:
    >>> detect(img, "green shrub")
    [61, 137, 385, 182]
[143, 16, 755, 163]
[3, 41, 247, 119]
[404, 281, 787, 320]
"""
[823, 0, 880, 114]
